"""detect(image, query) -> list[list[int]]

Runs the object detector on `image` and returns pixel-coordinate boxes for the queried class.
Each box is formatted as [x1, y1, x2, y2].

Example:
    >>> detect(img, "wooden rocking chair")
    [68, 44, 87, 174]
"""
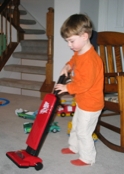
[95, 31, 124, 152]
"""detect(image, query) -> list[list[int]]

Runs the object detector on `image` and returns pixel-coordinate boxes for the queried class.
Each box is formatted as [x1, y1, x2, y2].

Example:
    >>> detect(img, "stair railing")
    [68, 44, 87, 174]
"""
[0, 0, 24, 70]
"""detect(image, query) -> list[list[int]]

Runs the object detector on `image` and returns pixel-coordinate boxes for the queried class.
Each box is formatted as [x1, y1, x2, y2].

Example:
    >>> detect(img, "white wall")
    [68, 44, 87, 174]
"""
[21, 0, 54, 29]
[98, 0, 124, 32]
[80, 0, 99, 31]
[53, 0, 81, 81]
[20, 0, 54, 40]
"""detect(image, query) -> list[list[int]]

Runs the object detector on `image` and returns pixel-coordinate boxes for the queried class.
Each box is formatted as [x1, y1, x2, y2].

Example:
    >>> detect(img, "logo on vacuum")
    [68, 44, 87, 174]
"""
[40, 101, 50, 114]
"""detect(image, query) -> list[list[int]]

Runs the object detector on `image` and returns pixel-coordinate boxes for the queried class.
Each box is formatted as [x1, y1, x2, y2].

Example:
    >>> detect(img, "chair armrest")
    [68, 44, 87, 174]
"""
[105, 72, 124, 77]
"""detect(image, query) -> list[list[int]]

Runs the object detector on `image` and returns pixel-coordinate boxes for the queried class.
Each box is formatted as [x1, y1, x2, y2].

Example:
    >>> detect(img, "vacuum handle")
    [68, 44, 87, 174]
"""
[57, 74, 66, 84]
[53, 74, 66, 95]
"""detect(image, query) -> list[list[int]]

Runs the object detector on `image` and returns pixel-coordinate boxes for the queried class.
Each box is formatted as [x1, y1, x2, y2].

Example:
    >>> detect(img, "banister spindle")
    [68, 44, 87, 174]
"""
[0, 12, 3, 58]
[5, 6, 8, 54]
[9, 1, 12, 47]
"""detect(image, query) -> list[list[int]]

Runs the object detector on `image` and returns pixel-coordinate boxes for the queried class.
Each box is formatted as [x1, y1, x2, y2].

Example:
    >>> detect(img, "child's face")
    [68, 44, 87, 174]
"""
[65, 34, 86, 53]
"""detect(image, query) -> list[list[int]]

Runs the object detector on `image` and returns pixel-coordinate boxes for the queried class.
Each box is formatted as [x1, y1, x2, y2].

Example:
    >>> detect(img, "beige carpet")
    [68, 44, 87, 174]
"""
[0, 92, 124, 174]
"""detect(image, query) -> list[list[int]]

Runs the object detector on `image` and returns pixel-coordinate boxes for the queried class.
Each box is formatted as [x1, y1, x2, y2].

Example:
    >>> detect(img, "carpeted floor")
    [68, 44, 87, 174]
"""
[0, 92, 124, 174]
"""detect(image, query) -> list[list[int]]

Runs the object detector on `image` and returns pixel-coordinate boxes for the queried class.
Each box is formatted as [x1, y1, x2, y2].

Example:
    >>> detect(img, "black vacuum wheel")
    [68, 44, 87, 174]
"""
[35, 162, 43, 171]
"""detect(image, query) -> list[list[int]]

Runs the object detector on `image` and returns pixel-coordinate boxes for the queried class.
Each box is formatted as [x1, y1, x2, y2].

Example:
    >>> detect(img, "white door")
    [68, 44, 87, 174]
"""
[98, 0, 124, 32]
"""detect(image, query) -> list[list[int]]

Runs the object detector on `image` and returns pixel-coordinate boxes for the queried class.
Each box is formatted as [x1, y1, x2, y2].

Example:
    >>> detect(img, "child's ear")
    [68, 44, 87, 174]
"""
[82, 33, 89, 40]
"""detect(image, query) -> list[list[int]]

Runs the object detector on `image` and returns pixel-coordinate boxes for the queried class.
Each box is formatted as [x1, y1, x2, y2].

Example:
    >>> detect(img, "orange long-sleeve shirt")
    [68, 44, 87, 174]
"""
[66, 46, 104, 111]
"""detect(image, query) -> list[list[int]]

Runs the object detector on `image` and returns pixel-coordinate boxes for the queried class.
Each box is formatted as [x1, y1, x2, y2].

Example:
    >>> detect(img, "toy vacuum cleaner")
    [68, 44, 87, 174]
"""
[6, 75, 66, 171]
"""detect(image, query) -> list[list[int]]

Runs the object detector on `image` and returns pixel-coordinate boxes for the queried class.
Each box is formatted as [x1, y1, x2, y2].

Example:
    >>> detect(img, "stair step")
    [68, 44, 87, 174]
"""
[0, 78, 42, 91]
[13, 52, 48, 60]
[20, 40, 48, 47]
[7, 9, 27, 15]
[22, 29, 45, 35]
[19, 10, 27, 15]
[20, 19, 36, 25]
[20, 40, 48, 53]
[4, 65, 46, 75]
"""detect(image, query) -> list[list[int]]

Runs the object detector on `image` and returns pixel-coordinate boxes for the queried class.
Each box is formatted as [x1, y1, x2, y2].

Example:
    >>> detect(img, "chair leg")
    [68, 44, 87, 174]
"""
[95, 113, 124, 152]
[95, 76, 124, 152]
[121, 111, 124, 147]
[120, 97, 124, 147]
[95, 117, 100, 133]
[118, 76, 124, 149]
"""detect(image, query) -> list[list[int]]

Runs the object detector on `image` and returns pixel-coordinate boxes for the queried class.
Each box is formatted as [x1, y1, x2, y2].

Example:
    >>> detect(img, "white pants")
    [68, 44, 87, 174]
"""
[69, 106, 101, 164]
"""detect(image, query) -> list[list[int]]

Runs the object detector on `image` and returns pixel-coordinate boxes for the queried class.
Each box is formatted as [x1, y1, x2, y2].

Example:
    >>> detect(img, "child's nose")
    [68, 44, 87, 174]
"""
[68, 42, 72, 48]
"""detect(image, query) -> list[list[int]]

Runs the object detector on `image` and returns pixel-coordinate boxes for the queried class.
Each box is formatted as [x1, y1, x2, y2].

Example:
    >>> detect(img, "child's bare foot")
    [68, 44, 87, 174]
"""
[70, 159, 89, 166]
[61, 148, 75, 154]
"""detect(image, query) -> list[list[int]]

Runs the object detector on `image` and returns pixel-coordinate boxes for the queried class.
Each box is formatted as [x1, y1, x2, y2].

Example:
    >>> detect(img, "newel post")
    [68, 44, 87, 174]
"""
[12, 0, 23, 41]
[12, 0, 20, 25]
[46, 7, 54, 84]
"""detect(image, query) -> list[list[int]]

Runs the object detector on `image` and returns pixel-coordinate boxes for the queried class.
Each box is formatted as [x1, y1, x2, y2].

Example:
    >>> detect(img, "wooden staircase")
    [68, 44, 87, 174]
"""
[0, 40, 47, 96]
[0, 0, 54, 99]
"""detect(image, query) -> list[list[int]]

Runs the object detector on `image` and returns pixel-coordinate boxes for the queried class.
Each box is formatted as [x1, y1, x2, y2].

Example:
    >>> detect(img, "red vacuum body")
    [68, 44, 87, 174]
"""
[6, 75, 65, 171]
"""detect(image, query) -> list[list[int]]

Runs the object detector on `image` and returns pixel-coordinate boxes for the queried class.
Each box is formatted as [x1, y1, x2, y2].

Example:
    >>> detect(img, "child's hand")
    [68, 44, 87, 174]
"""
[54, 84, 68, 94]
[60, 64, 71, 76]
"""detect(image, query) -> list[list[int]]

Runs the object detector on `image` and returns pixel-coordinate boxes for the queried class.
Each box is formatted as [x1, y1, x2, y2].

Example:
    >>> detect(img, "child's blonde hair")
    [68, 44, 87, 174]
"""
[61, 14, 92, 39]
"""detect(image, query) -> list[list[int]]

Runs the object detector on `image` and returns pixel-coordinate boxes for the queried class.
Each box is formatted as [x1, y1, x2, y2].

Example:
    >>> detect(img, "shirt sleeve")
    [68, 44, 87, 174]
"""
[66, 52, 76, 69]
